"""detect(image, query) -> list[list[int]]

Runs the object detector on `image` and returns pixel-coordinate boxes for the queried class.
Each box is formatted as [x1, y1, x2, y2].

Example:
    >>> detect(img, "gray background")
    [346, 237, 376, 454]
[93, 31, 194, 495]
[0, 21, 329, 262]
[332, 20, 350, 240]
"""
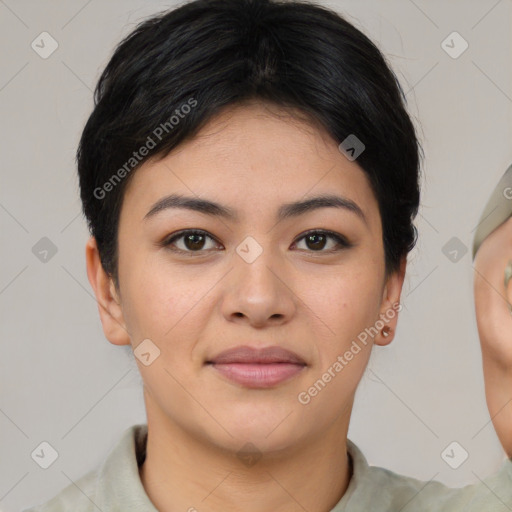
[1, 0, 511, 510]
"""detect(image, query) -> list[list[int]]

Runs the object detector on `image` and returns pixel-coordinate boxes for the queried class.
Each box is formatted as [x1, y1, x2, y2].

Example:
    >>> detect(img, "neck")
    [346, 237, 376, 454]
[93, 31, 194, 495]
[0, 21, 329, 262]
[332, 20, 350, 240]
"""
[139, 401, 353, 512]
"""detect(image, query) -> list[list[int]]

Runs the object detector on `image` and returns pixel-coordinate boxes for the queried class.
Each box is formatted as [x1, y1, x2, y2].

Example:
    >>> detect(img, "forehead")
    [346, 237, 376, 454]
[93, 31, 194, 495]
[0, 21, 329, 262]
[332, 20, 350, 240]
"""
[121, 102, 380, 228]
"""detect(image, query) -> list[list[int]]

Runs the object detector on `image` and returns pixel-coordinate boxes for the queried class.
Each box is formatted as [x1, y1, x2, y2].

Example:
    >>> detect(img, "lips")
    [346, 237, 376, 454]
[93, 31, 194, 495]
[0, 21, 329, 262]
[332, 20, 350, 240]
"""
[206, 345, 307, 365]
[206, 345, 307, 388]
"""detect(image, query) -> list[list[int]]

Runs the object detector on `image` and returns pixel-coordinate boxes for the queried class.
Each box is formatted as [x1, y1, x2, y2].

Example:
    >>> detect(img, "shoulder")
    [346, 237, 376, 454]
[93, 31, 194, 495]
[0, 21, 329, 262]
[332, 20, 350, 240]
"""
[344, 439, 512, 511]
[22, 424, 148, 512]
[21, 468, 99, 512]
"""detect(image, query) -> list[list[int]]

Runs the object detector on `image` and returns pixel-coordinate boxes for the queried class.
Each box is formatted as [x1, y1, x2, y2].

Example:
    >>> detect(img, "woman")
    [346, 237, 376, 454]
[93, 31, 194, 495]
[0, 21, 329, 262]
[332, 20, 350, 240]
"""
[24, 0, 512, 510]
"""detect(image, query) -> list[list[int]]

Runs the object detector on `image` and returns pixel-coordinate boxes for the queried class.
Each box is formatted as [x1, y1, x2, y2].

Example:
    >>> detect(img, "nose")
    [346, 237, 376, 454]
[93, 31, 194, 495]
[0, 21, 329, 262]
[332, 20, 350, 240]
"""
[220, 244, 297, 328]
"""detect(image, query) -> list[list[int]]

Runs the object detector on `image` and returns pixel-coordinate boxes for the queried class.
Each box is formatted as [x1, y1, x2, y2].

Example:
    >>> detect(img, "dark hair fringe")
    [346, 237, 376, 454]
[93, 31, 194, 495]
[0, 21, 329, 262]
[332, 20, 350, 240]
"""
[77, 0, 422, 285]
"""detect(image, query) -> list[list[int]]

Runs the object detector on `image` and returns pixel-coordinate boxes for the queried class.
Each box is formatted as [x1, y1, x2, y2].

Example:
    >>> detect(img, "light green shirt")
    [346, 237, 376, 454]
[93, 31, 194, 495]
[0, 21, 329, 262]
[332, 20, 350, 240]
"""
[23, 423, 512, 511]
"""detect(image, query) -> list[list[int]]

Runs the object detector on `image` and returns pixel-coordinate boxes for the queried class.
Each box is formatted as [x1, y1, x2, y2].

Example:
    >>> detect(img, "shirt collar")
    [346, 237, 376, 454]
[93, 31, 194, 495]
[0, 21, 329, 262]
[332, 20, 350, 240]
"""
[94, 423, 367, 511]
[95, 423, 158, 511]
[331, 438, 370, 510]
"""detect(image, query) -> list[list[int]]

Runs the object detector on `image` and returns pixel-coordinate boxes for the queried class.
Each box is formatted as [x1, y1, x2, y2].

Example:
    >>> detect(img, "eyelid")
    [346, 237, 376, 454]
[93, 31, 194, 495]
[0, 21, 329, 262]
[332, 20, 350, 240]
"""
[161, 228, 351, 254]
[293, 229, 351, 251]
[161, 229, 222, 253]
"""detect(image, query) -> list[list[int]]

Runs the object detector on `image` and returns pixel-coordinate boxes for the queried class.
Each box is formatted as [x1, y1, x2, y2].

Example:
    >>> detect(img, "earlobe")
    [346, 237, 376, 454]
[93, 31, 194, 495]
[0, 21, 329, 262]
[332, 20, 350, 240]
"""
[85, 236, 131, 346]
[375, 256, 406, 346]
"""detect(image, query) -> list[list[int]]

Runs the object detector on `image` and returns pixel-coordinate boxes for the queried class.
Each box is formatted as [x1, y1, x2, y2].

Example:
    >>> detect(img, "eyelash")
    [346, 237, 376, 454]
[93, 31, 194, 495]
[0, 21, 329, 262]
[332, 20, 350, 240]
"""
[160, 229, 352, 256]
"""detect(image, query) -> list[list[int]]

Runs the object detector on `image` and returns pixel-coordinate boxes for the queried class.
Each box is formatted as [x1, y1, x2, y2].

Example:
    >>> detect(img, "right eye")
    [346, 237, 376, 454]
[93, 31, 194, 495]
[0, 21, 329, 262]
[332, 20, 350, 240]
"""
[162, 229, 223, 255]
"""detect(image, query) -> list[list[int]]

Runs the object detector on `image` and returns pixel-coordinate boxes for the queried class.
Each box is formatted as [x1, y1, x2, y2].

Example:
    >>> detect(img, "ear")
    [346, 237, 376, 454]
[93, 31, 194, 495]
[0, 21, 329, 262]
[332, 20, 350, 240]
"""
[374, 255, 407, 347]
[85, 236, 131, 346]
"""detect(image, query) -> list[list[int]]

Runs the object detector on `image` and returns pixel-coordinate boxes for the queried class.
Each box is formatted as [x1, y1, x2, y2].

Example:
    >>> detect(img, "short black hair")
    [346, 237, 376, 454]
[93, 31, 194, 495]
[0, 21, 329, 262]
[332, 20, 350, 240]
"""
[77, 0, 422, 287]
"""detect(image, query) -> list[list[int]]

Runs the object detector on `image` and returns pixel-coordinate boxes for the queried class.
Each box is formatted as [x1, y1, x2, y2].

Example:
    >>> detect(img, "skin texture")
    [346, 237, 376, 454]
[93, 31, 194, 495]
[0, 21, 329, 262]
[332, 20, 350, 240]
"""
[85, 100, 407, 512]
[473, 216, 512, 458]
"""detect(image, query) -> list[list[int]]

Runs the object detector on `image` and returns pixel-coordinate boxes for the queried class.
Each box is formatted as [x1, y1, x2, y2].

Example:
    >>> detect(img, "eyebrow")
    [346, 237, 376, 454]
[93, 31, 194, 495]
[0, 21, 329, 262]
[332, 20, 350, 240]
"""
[143, 193, 367, 225]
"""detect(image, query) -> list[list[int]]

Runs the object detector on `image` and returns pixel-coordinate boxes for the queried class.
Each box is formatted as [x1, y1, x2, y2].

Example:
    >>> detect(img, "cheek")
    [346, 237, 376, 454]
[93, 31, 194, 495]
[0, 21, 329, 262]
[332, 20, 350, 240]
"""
[117, 247, 181, 340]
[307, 266, 383, 336]
[293, 270, 381, 416]
[119, 251, 217, 351]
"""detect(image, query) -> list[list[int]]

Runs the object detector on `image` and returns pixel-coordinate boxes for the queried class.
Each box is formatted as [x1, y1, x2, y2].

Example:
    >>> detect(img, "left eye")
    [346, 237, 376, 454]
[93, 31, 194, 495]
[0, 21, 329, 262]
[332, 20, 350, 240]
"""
[293, 230, 350, 252]
[162, 229, 350, 254]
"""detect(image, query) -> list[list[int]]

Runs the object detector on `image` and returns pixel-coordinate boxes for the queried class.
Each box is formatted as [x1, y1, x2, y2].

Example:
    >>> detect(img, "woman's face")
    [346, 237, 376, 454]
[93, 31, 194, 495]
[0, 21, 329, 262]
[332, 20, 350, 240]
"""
[89, 101, 405, 454]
